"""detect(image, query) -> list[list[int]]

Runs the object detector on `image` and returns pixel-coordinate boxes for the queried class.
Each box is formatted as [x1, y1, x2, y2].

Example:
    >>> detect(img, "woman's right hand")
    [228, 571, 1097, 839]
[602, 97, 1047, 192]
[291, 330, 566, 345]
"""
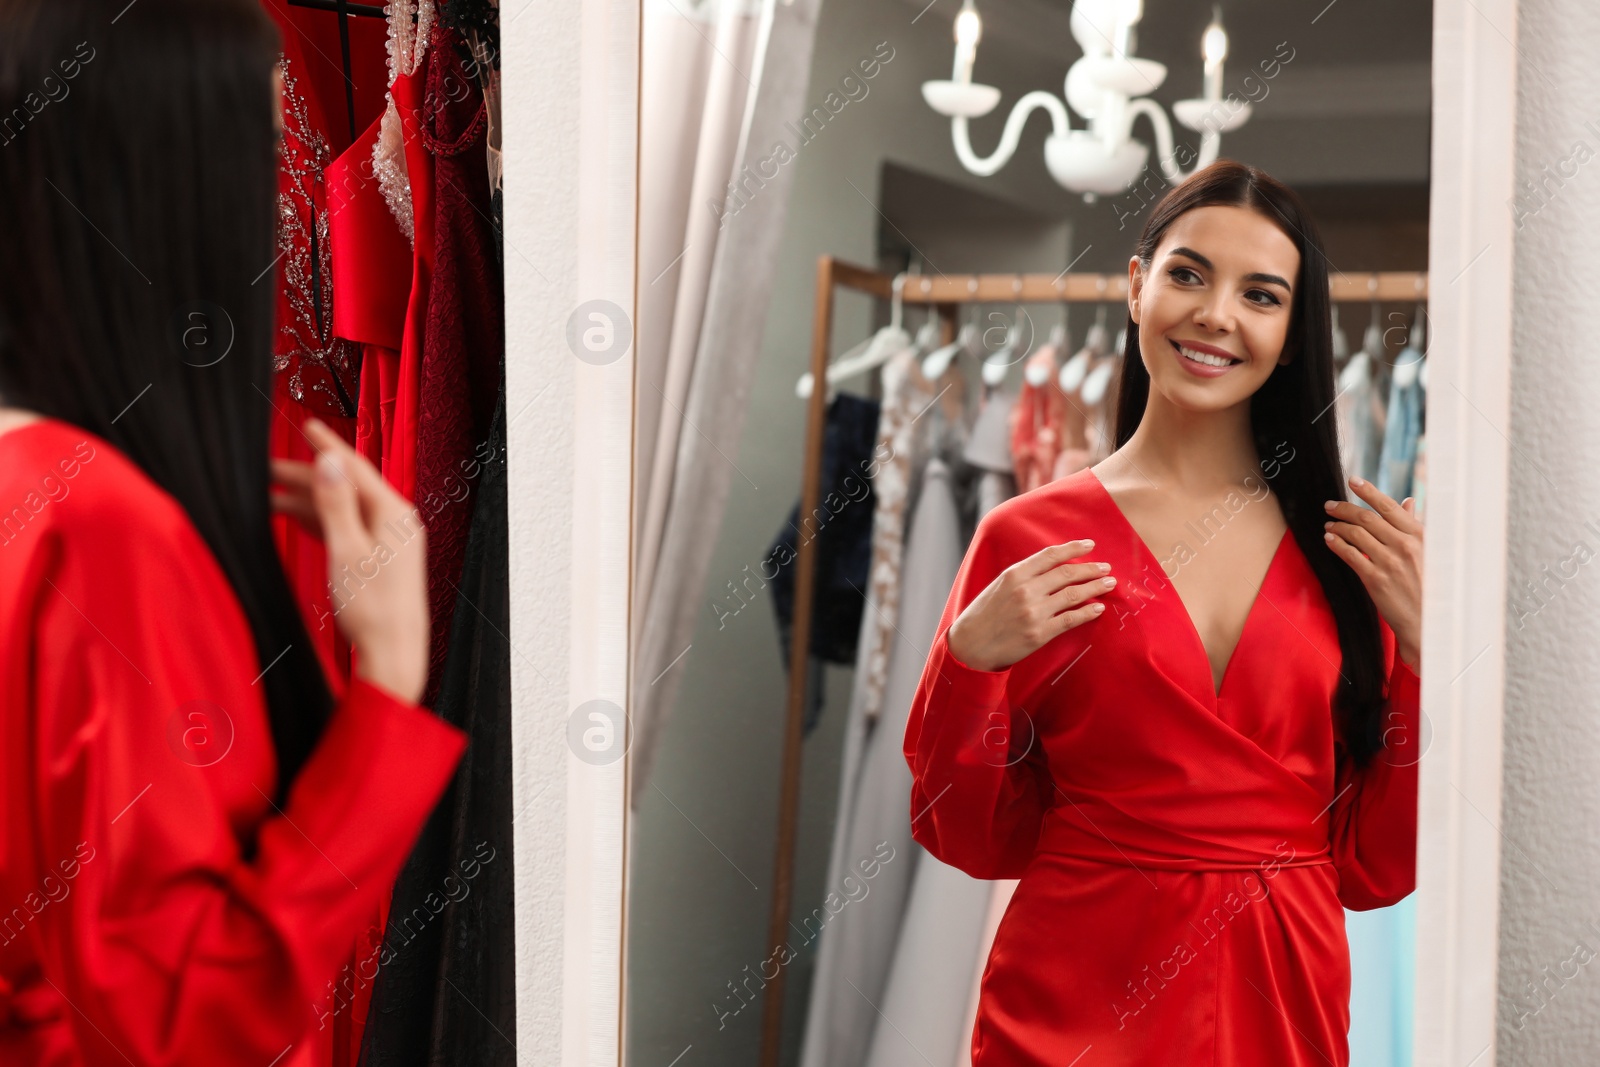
[272, 418, 431, 704]
[945, 538, 1113, 672]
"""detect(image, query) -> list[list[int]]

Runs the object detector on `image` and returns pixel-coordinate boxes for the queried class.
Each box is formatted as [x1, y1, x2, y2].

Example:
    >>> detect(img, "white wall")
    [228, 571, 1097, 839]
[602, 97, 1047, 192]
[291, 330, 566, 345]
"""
[1496, 0, 1600, 1059]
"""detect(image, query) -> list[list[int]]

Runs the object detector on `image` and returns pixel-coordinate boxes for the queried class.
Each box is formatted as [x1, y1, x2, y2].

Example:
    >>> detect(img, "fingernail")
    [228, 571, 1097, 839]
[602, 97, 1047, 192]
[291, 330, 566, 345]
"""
[316, 452, 342, 484]
[1090, 602, 1106, 613]
[1350, 475, 1365, 487]
[1096, 562, 1111, 573]
[1324, 531, 1336, 540]
[1324, 500, 1337, 510]
[1324, 520, 1333, 529]
[1079, 539, 1095, 549]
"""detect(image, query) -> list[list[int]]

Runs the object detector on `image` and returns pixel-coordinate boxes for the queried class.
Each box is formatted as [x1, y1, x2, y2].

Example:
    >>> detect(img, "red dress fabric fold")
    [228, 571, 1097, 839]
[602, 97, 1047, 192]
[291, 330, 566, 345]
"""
[0, 419, 466, 1067]
[904, 466, 1420, 1066]
[329, 114, 414, 494]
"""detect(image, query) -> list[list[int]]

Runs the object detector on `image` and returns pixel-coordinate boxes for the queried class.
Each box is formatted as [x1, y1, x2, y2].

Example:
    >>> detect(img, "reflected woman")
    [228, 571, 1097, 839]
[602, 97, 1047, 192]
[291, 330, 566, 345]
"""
[0, 1, 464, 1063]
[904, 159, 1423, 1066]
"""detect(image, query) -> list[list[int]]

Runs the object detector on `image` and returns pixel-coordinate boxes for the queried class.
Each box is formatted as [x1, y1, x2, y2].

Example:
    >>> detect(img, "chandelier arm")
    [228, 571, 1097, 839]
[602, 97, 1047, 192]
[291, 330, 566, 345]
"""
[952, 90, 1070, 177]
[1124, 97, 1184, 183]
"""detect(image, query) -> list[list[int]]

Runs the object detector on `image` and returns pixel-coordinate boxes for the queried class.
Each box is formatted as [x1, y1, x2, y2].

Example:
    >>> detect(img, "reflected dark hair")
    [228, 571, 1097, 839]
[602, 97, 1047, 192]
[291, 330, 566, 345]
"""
[0, 0, 332, 794]
[1116, 159, 1387, 768]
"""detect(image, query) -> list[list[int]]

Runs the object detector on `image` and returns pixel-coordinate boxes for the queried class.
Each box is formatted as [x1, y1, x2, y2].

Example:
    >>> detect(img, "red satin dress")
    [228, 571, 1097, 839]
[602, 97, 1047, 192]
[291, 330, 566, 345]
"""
[0, 419, 466, 1067]
[903, 466, 1420, 1066]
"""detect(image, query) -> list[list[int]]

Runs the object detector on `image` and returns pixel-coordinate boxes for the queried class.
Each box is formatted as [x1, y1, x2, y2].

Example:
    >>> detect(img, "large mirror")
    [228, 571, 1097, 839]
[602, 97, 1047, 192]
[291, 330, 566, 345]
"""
[622, 1, 1441, 1065]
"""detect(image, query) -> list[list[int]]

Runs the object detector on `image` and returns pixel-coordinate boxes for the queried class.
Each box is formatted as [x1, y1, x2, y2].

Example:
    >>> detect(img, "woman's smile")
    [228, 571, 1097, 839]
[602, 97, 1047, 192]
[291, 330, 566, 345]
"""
[1171, 338, 1242, 376]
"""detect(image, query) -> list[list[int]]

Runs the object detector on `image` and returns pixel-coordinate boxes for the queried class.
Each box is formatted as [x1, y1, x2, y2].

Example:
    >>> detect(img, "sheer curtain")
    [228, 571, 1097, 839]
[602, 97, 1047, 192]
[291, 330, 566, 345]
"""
[630, 0, 823, 806]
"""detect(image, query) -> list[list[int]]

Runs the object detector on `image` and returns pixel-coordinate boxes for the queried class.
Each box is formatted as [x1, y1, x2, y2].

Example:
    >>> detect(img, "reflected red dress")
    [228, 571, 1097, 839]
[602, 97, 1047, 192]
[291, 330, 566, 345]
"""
[0, 419, 466, 1067]
[904, 467, 1420, 1066]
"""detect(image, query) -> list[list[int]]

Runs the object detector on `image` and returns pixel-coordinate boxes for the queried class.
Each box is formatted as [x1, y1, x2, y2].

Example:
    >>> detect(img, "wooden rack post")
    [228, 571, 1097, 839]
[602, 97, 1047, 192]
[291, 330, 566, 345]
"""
[757, 256, 1428, 1067]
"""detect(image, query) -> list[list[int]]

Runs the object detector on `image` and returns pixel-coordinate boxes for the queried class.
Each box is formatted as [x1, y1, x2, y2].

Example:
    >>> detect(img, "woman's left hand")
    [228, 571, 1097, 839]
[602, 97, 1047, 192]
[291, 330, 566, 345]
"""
[1323, 476, 1423, 671]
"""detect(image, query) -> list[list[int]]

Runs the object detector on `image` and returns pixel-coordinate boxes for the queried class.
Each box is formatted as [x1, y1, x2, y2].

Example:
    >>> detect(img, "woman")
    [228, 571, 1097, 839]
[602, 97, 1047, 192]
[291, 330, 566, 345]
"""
[904, 160, 1423, 1065]
[0, 1, 466, 1063]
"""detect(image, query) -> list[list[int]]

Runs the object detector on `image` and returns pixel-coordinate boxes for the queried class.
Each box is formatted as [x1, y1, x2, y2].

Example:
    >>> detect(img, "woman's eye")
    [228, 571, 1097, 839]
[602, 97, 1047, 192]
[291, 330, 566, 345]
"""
[1167, 267, 1281, 307]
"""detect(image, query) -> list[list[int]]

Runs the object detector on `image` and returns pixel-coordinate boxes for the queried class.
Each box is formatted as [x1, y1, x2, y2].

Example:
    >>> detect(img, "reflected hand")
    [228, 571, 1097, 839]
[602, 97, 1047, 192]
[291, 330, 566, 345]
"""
[946, 538, 1112, 673]
[274, 418, 431, 703]
[1323, 477, 1422, 671]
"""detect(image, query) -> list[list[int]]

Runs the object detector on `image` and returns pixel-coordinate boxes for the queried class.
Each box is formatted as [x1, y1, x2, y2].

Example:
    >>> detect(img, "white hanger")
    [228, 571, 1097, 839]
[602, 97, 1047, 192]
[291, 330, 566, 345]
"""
[1081, 356, 1116, 406]
[921, 315, 979, 381]
[1392, 301, 1426, 389]
[1337, 349, 1371, 392]
[1023, 344, 1058, 388]
[981, 306, 1028, 388]
[1083, 305, 1110, 357]
[1023, 314, 1064, 388]
[796, 273, 912, 400]
[1331, 304, 1350, 364]
[1337, 298, 1386, 393]
[1058, 346, 1092, 393]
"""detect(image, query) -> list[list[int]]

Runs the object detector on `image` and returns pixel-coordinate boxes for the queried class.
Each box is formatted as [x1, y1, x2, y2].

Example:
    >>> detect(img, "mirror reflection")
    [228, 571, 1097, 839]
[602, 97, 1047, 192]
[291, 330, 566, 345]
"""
[628, 3, 1430, 1065]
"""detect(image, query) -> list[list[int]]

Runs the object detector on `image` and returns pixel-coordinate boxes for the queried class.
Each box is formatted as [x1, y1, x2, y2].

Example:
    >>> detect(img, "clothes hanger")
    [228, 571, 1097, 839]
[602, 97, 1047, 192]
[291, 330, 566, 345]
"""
[981, 303, 1028, 388]
[911, 313, 941, 356]
[1080, 354, 1116, 407]
[1059, 301, 1105, 395]
[1392, 300, 1426, 389]
[1022, 316, 1061, 388]
[1338, 287, 1383, 392]
[1331, 304, 1350, 365]
[1023, 301, 1070, 389]
[1076, 297, 1119, 406]
[921, 312, 979, 381]
[796, 272, 912, 400]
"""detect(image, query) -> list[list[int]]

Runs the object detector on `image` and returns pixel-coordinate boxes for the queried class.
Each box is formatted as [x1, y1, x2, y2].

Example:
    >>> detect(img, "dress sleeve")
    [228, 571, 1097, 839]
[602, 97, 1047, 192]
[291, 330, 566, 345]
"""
[1328, 616, 1422, 910]
[902, 509, 1054, 880]
[23, 523, 467, 1065]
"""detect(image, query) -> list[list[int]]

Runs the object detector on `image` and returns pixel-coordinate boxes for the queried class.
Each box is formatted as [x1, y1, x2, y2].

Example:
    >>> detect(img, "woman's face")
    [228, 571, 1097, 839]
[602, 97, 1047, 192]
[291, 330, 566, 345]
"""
[1127, 204, 1301, 413]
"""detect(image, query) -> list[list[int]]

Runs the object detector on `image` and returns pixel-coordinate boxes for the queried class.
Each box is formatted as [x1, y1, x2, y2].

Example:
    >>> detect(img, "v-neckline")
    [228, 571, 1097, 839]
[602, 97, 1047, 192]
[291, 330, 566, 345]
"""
[1084, 467, 1292, 701]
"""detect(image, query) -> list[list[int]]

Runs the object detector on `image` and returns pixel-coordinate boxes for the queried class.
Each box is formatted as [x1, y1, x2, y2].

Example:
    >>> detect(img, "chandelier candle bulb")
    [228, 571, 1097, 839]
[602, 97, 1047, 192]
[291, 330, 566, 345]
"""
[1202, 8, 1227, 102]
[953, 0, 981, 85]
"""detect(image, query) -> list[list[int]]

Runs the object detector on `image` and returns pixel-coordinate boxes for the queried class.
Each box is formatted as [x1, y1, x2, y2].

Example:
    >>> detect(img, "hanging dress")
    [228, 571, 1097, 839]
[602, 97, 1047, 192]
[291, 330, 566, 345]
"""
[798, 457, 966, 1067]
[799, 348, 967, 1067]
[904, 467, 1420, 1066]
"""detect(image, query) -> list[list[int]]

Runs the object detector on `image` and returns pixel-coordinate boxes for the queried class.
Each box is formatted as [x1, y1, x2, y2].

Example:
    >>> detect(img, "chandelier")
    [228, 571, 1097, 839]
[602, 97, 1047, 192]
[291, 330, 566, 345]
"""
[921, 0, 1249, 201]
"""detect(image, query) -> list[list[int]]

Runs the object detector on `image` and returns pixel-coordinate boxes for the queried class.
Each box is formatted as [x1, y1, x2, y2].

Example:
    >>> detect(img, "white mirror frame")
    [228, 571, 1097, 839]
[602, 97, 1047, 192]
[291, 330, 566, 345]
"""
[1414, 0, 1518, 1062]
[503, 0, 1519, 1063]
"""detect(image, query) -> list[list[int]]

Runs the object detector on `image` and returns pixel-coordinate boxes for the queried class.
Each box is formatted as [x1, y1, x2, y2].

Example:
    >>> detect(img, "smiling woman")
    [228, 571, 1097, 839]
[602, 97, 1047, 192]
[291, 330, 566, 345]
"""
[909, 159, 1425, 1065]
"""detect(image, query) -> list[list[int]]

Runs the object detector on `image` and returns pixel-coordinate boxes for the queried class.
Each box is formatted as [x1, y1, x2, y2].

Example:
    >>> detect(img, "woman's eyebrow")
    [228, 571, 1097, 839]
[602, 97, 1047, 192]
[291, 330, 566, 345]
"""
[1168, 246, 1293, 292]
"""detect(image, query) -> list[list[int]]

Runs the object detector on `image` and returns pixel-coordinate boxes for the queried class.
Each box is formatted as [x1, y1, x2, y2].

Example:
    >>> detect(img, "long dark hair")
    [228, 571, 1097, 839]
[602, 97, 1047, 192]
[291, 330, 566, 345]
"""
[1116, 159, 1387, 768]
[0, 0, 332, 792]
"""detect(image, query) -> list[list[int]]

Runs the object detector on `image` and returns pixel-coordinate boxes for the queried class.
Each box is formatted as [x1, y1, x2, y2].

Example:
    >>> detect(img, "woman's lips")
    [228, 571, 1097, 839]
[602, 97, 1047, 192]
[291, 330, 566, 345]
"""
[1171, 339, 1240, 378]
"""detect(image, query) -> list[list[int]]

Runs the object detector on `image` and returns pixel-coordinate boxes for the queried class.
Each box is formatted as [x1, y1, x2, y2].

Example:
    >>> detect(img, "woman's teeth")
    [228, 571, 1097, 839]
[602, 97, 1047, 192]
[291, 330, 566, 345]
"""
[1173, 341, 1238, 368]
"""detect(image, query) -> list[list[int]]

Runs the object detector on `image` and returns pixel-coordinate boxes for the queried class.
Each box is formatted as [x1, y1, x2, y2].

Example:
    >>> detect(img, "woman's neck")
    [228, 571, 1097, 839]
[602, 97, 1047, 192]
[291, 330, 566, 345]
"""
[1114, 395, 1266, 494]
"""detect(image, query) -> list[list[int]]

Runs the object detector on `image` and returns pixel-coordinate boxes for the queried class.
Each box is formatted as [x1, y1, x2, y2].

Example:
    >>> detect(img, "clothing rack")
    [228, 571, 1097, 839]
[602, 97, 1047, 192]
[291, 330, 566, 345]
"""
[756, 255, 1429, 1067]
